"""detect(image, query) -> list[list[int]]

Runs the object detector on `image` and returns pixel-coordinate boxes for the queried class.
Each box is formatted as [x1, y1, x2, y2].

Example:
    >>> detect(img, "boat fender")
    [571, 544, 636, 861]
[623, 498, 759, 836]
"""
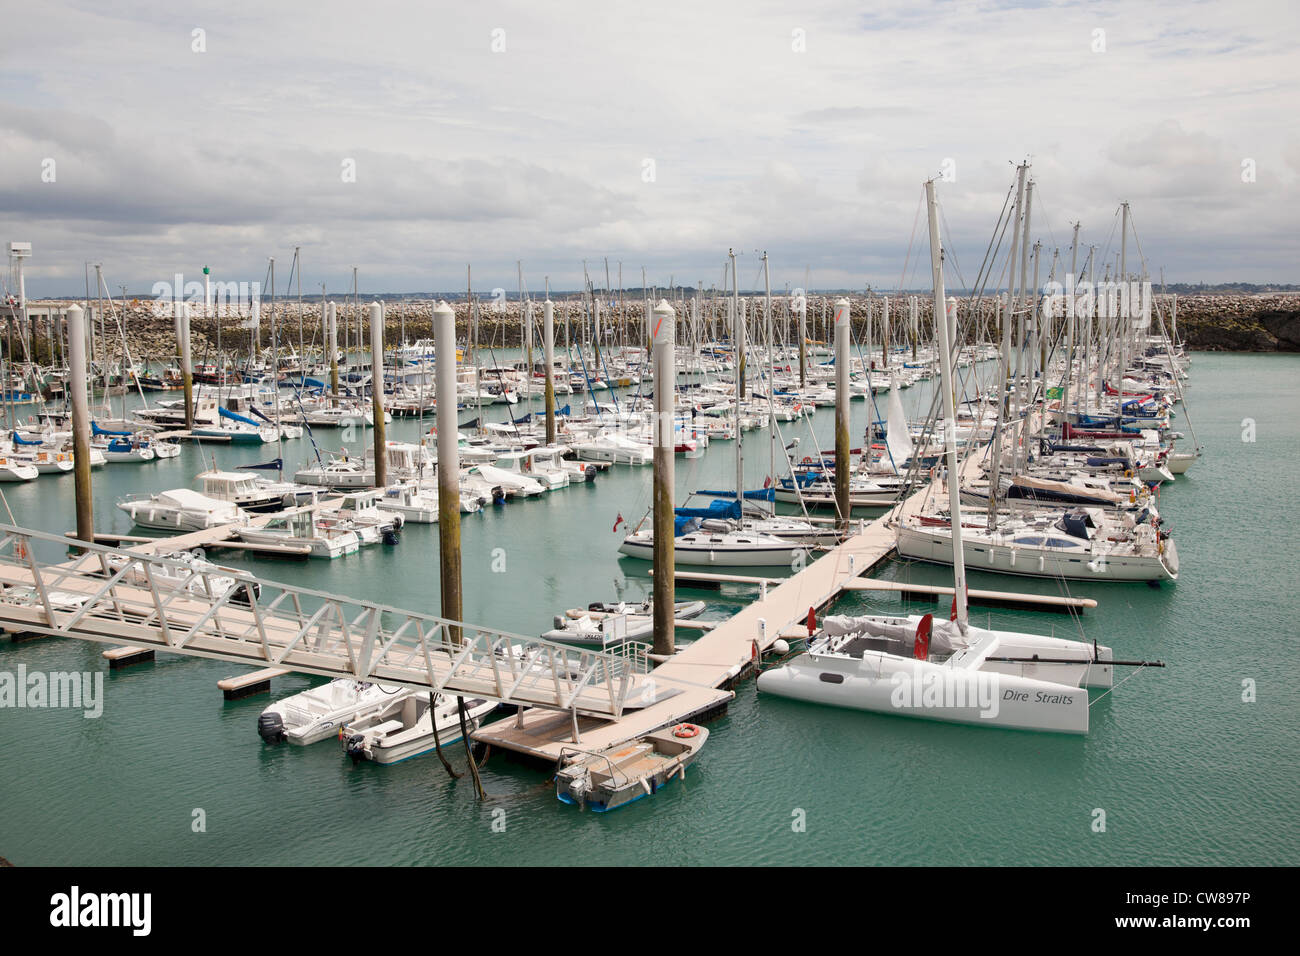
[257, 711, 287, 744]
[672, 724, 700, 739]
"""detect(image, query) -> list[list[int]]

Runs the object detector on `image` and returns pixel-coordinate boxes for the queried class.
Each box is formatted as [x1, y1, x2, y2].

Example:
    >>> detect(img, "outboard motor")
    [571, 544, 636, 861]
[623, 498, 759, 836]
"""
[381, 527, 400, 546]
[257, 711, 287, 744]
[344, 733, 368, 764]
[554, 615, 567, 630]
[584, 464, 597, 481]
[492, 486, 507, 506]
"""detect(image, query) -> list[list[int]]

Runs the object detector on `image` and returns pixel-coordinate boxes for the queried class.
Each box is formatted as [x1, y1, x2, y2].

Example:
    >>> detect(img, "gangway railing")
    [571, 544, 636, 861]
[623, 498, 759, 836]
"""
[0, 524, 644, 719]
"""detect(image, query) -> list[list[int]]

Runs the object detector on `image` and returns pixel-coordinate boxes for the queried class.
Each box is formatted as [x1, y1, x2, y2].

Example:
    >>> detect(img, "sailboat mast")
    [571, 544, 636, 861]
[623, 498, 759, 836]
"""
[1119, 201, 1130, 402]
[926, 178, 968, 630]
[763, 252, 775, 484]
[731, 250, 743, 500]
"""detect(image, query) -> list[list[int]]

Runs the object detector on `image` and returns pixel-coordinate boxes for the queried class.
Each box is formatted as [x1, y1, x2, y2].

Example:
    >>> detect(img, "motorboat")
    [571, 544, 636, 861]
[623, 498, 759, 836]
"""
[379, 482, 439, 523]
[237, 510, 360, 558]
[257, 679, 409, 745]
[117, 488, 243, 531]
[198, 470, 295, 513]
[342, 693, 496, 764]
[541, 599, 706, 647]
[101, 549, 260, 606]
[555, 723, 708, 811]
[320, 489, 404, 544]
[293, 456, 375, 488]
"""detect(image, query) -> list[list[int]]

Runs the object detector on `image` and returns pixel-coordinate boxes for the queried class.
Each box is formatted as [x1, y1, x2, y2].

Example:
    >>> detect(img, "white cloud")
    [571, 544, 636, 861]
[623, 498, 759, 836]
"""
[3, 0, 1298, 296]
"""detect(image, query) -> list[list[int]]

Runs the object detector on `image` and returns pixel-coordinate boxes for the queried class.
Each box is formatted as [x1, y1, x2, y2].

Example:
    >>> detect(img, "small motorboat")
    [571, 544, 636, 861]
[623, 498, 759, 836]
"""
[117, 488, 243, 531]
[342, 693, 496, 764]
[541, 600, 706, 646]
[237, 511, 359, 558]
[258, 679, 408, 745]
[555, 723, 708, 811]
[102, 549, 260, 606]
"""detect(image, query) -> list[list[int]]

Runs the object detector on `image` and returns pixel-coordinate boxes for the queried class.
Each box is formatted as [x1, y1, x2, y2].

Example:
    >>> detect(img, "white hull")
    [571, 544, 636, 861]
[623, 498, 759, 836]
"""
[238, 527, 359, 558]
[261, 679, 407, 745]
[758, 617, 1114, 734]
[895, 524, 1177, 582]
[618, 532, 806, 568]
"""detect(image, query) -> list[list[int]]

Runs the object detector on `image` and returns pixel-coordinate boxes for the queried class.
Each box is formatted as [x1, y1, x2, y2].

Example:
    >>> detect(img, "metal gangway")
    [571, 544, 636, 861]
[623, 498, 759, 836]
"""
[0, 524, 651, 731]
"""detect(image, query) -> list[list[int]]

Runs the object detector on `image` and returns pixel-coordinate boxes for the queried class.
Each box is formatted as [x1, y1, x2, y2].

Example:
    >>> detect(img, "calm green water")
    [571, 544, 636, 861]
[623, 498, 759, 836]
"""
[1, 353, 1296, 865]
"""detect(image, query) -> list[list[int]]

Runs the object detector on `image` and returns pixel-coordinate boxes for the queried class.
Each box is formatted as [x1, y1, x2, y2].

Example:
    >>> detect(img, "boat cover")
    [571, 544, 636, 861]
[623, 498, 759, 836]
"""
[823, 614, 970, 653]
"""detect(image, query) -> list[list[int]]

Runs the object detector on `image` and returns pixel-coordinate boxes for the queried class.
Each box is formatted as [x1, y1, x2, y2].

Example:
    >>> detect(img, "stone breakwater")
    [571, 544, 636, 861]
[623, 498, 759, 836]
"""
[12, 292, 1300, 363]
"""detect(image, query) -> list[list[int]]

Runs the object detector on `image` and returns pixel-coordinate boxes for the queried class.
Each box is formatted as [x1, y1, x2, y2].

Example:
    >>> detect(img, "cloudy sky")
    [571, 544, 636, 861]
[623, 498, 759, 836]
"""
[3, 0, 1297, 298]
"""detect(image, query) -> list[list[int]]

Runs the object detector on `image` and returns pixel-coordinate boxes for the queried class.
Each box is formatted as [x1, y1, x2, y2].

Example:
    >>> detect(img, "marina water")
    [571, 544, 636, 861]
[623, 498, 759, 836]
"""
[1, 352, 1296, 865]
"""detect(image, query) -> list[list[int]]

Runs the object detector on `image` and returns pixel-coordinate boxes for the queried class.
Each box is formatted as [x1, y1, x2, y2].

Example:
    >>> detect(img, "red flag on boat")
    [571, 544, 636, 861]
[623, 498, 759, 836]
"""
[806, 606, 817, 634]
[612, 512, 624, 533]
[949, 585, 968, 621]
[914, 613, 932, 660]
[763, 475, 772, 489]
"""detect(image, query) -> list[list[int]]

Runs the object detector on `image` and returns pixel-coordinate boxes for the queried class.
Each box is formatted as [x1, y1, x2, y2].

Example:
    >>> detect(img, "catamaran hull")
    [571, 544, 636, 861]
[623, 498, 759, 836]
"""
[756, 653, 1096, 734]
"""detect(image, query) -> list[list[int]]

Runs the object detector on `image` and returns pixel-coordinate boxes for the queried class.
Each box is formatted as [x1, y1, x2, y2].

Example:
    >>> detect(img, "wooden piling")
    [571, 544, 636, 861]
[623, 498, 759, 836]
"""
[66, 304, 94, 547]
[434, 301, 463, 643]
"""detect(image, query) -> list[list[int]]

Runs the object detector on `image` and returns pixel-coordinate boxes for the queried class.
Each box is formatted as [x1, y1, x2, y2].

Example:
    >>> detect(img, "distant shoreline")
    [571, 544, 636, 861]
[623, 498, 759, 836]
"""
[9, 292, 1300, 359]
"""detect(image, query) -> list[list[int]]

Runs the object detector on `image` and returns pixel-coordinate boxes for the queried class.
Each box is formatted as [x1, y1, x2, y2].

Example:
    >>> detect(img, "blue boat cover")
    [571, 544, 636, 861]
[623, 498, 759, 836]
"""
[219, 406, 262, 428]
[696, 488, 776, 502]
[674, 499, 742, 520]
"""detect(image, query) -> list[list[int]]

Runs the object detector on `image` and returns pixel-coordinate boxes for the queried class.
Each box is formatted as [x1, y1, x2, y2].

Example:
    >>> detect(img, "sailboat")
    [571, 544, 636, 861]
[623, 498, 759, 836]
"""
[757, 178, 1140, 734]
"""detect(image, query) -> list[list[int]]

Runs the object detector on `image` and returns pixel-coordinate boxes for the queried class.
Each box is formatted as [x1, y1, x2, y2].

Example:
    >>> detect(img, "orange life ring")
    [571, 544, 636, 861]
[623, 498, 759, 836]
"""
[672, 723, 700, 739]
[802, 456, 813, 465]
